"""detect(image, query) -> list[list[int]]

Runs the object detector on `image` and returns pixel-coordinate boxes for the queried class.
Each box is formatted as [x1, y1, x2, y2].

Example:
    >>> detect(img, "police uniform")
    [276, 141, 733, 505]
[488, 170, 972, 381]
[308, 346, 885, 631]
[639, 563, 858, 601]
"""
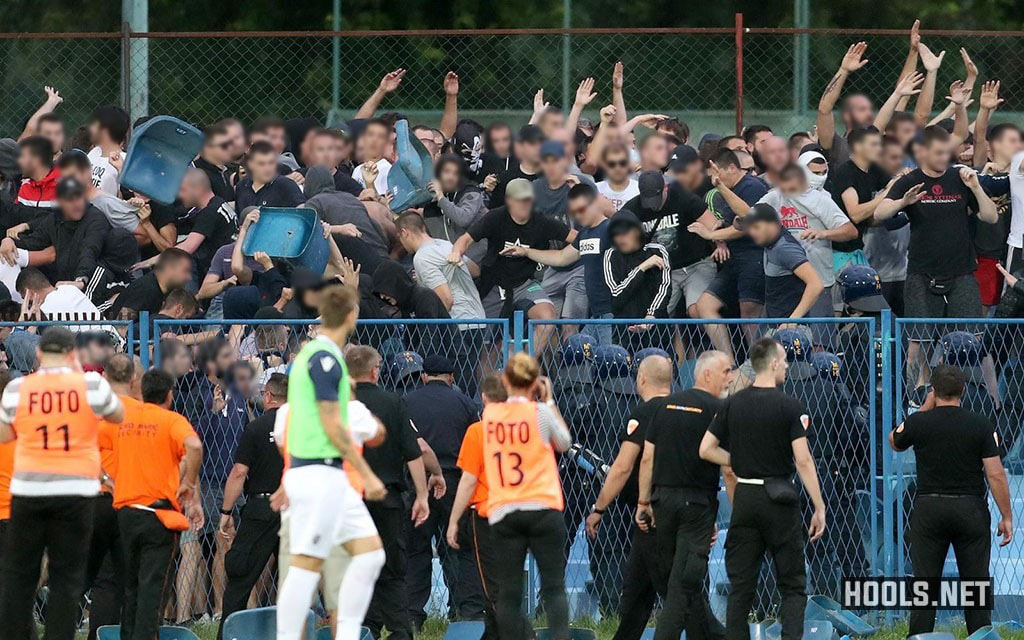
[708, 385, 811, 640]
[646, 386, 722, 640]
[892, 400, 1001, 634]
[356, 380, 423, 640]
[218, 407, 285, 640]
[402, 356, 484, 626]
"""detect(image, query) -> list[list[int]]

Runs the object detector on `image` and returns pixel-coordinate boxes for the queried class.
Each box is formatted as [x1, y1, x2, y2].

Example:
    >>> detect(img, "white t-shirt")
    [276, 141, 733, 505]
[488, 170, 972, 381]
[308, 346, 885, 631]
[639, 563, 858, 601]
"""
[0, 249, 28, 302]
[353, 159, 392, 197]
[1008, 149, 1024, 249]
[87, 147, 120, 197]
[273, 401, 379, 446]
[596, 179, 640, 212]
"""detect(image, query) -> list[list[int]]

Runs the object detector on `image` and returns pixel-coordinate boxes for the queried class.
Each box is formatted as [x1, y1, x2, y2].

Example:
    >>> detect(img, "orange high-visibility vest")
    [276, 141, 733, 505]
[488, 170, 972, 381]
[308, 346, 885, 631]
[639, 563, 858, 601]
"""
[481, 400, 563, 516]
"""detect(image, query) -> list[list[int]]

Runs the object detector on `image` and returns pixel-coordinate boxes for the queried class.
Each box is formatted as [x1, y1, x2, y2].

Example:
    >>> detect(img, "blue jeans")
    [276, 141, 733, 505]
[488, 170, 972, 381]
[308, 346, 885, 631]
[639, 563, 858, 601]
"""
[583, 313, 615, 345]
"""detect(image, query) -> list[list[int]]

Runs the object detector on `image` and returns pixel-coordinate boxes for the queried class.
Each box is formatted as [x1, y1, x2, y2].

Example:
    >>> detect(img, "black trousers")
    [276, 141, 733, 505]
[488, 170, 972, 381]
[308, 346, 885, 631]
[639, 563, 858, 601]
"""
[466, 510, 499, 640]
[653, 489, 718, 640]
[218, 497, 280, 640]
[365, 492, 414, 640]
[1, 495, 95, 640]
[725, 485, 806, 640]
[118, 508, 178, 640]
[492, 509, 569, 640]
[406, 469, 484, 625]
[908, 495, 992, 635]
[85, 493, 125, 640]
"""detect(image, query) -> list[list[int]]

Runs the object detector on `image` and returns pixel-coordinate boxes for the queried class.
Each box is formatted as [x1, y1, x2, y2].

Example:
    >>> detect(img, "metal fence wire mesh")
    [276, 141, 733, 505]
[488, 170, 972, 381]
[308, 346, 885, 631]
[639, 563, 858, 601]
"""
[3, 26, 1024, 141]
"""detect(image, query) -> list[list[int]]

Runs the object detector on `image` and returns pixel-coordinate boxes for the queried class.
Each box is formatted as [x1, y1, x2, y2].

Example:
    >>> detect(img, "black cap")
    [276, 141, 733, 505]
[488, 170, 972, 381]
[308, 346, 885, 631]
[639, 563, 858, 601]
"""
[747, 202, 780, 224]
[668, 144, 699, 171]
[56, 175, 86, 200]
[637, 170, 665, 210]
[518, 124, 544, 144]
[423, 354, 455, 375]
[39, 326, 76, 354]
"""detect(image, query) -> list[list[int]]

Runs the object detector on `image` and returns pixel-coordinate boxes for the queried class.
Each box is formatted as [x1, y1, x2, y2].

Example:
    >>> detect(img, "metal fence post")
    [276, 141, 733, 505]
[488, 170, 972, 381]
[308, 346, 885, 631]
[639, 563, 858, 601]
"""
[139, 311, 150, 370]
[561, 0, 572, 112]
[879, 308, 894, 623]
[513, 309, 525, 354]
[120, 22, 131, 118]
[734, 13, 744, 134]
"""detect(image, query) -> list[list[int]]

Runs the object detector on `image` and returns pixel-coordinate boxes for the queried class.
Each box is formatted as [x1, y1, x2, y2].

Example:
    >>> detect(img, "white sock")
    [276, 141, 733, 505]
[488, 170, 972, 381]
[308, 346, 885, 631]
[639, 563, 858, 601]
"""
[277, 566, 320, 640]
[335, 548, 386, 640]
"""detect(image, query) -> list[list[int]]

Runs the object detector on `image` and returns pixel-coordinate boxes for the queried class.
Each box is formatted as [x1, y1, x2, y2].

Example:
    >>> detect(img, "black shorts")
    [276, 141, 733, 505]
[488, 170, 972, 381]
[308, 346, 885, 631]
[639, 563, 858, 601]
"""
[705, 249, 765, 306]
[904, 273, 982, 319]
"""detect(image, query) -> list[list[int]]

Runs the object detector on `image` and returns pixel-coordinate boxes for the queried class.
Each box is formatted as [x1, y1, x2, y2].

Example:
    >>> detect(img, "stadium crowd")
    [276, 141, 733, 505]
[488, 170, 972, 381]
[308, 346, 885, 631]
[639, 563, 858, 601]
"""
[0, 17, 1022, 640]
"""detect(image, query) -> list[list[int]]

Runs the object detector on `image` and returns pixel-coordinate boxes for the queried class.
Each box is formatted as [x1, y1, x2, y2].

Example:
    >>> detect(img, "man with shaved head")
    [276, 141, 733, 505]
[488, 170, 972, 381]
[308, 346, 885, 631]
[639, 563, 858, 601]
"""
[757, 136, 789, 187]
[638, 350, 734, 640]
[139, 167, 239, 281]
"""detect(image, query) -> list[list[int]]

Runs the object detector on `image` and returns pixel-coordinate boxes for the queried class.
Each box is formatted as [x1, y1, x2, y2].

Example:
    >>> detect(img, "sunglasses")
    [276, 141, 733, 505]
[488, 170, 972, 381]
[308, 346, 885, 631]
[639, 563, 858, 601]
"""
[740, 166, 756, 173]
[606, 160, 629, 168]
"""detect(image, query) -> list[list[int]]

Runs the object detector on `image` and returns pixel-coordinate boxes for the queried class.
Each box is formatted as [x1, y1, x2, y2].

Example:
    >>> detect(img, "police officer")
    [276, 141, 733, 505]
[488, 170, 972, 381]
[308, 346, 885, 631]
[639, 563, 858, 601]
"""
[637, 350, 734, 640]
[940, 332, 996, 422]
[217, 373, 289, 640]
[698, 337, 826, 640]
[347, 345, 435, 640]
[402, 354, 484, 627]
[890, 364, 1013, 635]
[836, 265, 889, 406]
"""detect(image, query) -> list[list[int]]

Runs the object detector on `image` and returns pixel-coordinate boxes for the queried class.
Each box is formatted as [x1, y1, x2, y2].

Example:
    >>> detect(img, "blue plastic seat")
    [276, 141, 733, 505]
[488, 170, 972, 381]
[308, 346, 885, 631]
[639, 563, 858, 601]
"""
[97, 626, 200, 640]
[315, 626, 373, 640]
[241, 207, 330, 274]
[640, 629, 686, 640]
[748, 621, 781, 640]
[221, 606, 316, 640]
[802, 620, 834, 640]
[965, 626, 1000, 640]
[804, 594, 876, 636]
[907, 634, 955, 640]
[386, 119, 435, 212]
[120, 115, 204, 205]
[534, 627, 598, 640]
[444, 621, 486, 640]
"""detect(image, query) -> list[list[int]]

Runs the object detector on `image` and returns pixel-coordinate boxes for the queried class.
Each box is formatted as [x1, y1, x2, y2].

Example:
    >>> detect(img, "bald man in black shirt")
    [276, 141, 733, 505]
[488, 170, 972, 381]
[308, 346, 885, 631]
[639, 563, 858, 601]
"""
[699, 338, 825, 640]
[891, 364, 1012, 636]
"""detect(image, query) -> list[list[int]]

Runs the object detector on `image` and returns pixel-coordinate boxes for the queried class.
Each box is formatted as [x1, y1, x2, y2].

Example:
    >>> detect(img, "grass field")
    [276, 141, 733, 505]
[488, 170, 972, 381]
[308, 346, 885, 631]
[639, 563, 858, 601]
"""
[176, 617, 1024, 640]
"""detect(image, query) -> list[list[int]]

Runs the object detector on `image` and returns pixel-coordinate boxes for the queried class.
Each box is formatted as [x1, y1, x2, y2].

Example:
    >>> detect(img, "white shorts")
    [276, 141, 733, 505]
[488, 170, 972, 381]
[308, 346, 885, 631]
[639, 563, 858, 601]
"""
[282, 464, 378, 559]
[278, 510, 351, 610]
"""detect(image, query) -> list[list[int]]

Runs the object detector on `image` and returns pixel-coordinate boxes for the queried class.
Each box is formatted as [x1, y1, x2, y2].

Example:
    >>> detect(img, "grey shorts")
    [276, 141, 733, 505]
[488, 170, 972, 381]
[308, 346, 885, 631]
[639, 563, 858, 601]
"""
[905, 272, 982, 320]
[669, 258, 717, 315]
[508, 279, 553, 312]
[541, 264, 588, 318]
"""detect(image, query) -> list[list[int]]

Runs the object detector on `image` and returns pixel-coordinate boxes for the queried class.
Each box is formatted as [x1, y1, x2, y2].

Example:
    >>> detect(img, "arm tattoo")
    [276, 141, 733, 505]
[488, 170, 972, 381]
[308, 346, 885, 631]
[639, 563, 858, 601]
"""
[823, 72, 842, 97]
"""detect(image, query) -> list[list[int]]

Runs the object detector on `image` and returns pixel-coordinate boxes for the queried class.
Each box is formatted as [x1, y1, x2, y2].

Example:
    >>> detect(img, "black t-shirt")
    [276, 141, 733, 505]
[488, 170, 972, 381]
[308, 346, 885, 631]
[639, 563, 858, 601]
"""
[888, 168, 979, 277]
[108, 271, 166, 318]
[235, 176, 306, 212]
[190, 196, 239, 278]
[233, 408, 284, 496]
[140, 200, 184, 260]
[490, 165, 540, 209]
[708, 386, 807, 478]
[646, 388, 722, 492]
[622, 183, 712, 269]
[355, 382, 422, 490]
[892, 405, 999, 497]
[828, 160, 889, 253]
[467, 206, 570, 290]
[618, 395, 666, 505]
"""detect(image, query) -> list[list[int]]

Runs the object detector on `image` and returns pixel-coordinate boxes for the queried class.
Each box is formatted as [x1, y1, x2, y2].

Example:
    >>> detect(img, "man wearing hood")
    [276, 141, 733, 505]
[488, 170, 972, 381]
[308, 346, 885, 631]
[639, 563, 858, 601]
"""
[301, 165, 391, 261]
[371, 260, 451, 354]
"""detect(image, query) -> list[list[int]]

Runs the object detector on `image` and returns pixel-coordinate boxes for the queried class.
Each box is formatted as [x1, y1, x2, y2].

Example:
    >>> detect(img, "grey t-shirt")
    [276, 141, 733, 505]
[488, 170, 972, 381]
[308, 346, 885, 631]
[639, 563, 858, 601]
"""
[758, 188, 850, 287]
[531, 172, 597, 225]
[412, 238, 487, 327]
[91, 193, 139, 232]
[863, 220, 910, 282]
[303, 192, 389, 258]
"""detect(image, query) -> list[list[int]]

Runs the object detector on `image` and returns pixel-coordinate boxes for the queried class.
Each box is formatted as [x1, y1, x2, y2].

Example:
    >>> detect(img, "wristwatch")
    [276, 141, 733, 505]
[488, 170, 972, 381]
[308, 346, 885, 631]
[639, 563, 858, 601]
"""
[591, 504, 605, 515]
[219, 507, 232, 516]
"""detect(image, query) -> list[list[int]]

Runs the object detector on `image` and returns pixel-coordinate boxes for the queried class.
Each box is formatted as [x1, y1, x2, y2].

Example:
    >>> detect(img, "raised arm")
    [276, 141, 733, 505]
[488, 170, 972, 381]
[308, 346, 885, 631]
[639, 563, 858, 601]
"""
[611, 61, 628, 126]
[18, 86, 62, 142]
[947, 80, 970, 146]
[354, 68, 406, 120]
[973, 81, 1003, 167]
[875, 182, 925, 221]
[566, 77, 597, 137]
[817, 42, 869, 152]
[875, 72, 924, 132]
[961, 167, 998, 224]
[582, 105, 617, 175]
[914, 44, 946, 126]
[231, 210, 258, 285]
[440, 71, 459, 141]
[529, 89, 550, 126]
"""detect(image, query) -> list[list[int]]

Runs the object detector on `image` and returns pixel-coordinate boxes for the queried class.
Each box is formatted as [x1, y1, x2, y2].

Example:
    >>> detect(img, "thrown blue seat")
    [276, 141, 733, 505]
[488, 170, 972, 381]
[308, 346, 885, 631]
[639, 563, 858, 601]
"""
[315, 626, 373, 640]
[802, 620, 834, 640]
[748, 621, 781, 640]
[534, 627, 598, 640]
[965, 626, 1001, 640]
[444, 621, 486, 640]
[222, 606, 316, 640]
[805, 594, 876, 636]
[907, 634, 955, 640]
[241, 207, 330, 274]
[98, 626, 200, 640]
[386, 119, 435, 212]
[639, 629, 685, 640]
[120, 115, 204, 205]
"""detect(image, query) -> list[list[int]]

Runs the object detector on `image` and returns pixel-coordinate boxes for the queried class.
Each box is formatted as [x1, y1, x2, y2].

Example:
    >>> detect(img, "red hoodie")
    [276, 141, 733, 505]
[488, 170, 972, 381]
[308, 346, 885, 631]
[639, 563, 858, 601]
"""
[18, 167, 60, 208]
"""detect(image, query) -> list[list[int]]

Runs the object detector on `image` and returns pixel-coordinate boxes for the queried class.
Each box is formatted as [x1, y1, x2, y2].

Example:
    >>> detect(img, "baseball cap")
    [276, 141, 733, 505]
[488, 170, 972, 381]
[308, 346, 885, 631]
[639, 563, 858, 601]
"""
[637, 170, 665, 210]
[594, 345, 635, 394]
[559, 333, 597, 384]
[39, 326, 76, 354]
[941, 331, 982, 367]
[518, 124, 544, 144]
[668, 144, 699, 171]
[423, 354, 455, 376]
[56, 175, 86, 200]
[389, 351, 424, 385]
[504, 178, 534, 202]
[747, 202, 780, 224]
[837, 265, 889, 313]
[540, 140, 565, 160]
[811, 352, 842, 381]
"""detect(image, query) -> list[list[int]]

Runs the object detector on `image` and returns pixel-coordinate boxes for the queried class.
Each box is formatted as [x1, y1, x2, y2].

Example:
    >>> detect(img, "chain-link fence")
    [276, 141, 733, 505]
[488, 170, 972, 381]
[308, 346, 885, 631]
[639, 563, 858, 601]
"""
[5, 24, 1024, 145]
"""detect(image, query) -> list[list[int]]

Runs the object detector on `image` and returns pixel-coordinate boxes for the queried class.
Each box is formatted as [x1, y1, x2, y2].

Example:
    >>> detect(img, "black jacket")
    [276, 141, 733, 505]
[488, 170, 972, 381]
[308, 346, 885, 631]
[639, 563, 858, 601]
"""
[371, 260, 451, 320]
[17, 204, 138, 282]
[602, 211, 671, 319]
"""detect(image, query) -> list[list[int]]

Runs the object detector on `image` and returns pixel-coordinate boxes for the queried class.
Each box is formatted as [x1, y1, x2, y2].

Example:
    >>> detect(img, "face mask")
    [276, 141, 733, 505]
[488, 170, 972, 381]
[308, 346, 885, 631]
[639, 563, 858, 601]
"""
[807, 171, 827, 190]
